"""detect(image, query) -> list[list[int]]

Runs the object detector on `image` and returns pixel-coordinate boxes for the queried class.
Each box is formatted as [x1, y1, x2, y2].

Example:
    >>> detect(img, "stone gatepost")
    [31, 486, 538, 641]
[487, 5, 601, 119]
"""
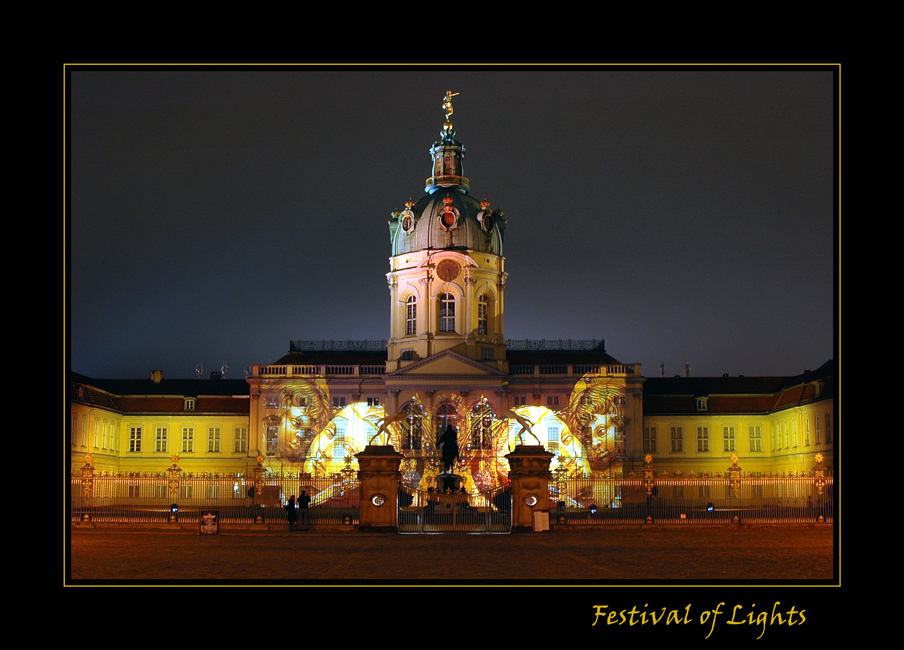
[355, 445, 404, 532]
[505, 445, 554, 532]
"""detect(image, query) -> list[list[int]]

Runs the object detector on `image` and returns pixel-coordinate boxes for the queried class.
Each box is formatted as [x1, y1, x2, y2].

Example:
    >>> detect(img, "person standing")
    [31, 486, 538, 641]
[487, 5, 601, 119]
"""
[285, 495, 297, 531]
[298, 490, 311, 530]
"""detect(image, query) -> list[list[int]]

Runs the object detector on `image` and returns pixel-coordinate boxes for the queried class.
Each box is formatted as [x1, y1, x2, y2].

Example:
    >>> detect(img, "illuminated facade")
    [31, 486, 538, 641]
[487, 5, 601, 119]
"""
[70, 95, 834, 482]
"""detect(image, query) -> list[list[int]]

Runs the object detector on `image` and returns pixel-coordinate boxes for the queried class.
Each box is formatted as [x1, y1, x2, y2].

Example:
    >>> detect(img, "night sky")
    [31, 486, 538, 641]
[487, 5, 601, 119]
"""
[67, 65, 837, 381]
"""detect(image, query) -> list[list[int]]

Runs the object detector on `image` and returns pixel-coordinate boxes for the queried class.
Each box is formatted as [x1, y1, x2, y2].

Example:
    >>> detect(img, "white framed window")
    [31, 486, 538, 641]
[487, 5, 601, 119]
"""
[696, 397, 708, 411]
[155, 427, 168, 452]
[333, 424, 347, 459]
[815, 416, 821, 444]
[643, 426, 657, 453]
[184, 398, 195, 411]
[438, 293, 455, 332]
[670, 426, 683, 453]
[547, 426, 560, 455]
[181, 427, 194, 452]
[266, 426, 278, 456]
[696, 426, 709, 452]
[129, 427, 142, 452]
[722, 426, 735, 452]
[367, 397, 380, 407]
[207, 427, 221, 453]
[804, 418, 811, 446]
[478, 294, 489, 335]
[406, 295, 417, 335]
[234, 426, 247, 453]
[749, 425, 762, 452]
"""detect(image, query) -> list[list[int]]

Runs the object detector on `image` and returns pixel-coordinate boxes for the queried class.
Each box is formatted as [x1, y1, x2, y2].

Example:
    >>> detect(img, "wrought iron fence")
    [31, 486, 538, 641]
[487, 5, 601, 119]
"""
[398, 485, 512, 533]
[70, 473, 360, 526]
[548, 475, 834, 525]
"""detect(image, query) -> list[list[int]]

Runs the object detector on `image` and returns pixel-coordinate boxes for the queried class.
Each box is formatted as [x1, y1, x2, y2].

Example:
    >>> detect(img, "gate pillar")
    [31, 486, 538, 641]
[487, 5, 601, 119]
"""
[505, 445, 554, 532]
[355, 445, 404, 532]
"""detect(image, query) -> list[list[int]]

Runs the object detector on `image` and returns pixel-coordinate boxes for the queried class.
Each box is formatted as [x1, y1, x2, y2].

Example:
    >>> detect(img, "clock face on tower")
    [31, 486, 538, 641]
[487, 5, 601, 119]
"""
[436, 259, 460, 282]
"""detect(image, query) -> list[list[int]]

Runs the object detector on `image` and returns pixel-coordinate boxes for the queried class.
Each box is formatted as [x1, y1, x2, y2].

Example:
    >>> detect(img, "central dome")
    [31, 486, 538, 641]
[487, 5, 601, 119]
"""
[389, 99, 506, 257]
[391, 191, 504, 256]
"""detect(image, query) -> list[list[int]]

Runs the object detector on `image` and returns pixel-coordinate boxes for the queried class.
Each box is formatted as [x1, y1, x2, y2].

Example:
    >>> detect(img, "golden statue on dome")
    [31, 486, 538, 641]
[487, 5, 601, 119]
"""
[442, 90, 459, 125]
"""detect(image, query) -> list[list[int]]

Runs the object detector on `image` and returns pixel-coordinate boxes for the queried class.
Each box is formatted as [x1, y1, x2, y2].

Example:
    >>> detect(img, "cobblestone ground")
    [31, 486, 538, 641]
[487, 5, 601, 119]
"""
[68, 525, 835, 584]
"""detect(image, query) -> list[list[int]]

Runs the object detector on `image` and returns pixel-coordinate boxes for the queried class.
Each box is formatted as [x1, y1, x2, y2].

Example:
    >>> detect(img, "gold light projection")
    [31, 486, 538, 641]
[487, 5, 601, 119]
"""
[259, 373, 627, 486]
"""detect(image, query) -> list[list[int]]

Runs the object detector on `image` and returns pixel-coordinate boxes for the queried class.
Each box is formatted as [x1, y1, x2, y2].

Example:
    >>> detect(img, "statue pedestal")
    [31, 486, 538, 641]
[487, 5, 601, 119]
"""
[355, 445, 404, 532]
[505, 445, 554, 532]
[436, 472, 463, 493]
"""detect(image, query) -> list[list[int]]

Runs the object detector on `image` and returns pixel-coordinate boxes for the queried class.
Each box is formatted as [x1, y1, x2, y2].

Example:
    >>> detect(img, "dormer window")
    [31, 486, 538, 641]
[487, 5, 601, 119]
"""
[696, 397, 708, 411]
[184, 398, 196, 411]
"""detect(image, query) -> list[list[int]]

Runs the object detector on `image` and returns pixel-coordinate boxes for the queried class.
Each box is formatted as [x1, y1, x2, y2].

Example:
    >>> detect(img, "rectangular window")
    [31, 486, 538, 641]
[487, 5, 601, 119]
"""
[128, 484, 141, 498]
[155, 427, 168, 452]
[804, 418, 811, 446]
[266, 426, 278, 456]
[696, 426, 709, 452]
[208, 427, 221, 452]
[514, 396, 527, 406]
[722, 426, 735, 452]
[179, 485, 193, 499]
[815, 416, 821, 444]
[546, 395, 560, 407]
[206, 485, 219, 499]
[825, 413, 832, 443]
[234, 426, 247, 453]
[749, 426, 762, 452]
[265, 393, 279, 408]
[643, 426, 657, 453]
[334, 425, 347, 459]
[333, 396, 346, 409]
[129, 427, 142, 452]
[184, 398, 195, 411]
[481, 347, 494, 361]
[670, 426, 683, 453]
[154, 485, 167, 499]
[547, 426, 560, 455]
[182, 427, 194, 452]
[367, 397, 380, 407]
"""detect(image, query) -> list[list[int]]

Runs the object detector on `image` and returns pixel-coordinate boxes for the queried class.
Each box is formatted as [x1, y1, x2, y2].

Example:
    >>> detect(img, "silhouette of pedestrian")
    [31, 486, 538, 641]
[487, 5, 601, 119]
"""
[298, 490, 311, 530]
[286, 495, 297, 531]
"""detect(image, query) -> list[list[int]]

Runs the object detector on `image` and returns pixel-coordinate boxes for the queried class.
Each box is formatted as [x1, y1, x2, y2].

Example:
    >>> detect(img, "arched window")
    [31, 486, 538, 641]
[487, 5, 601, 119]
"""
[439, 293, 455, 332]
[406, 295, 417, 335]
[434, 401, 459, 435]
[471, 400, 495, 451]
[478, 294, 489, 335]
[400, 402, 424, 451]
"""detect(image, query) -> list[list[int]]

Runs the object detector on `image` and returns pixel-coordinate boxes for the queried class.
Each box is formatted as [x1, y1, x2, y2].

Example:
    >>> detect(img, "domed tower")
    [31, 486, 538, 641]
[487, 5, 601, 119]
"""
[386, 92, 508, 371]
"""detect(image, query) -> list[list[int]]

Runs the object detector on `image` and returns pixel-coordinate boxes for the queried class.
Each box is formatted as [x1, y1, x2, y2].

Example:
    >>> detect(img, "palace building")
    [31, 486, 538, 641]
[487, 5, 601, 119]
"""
[70, 94, 834, 486]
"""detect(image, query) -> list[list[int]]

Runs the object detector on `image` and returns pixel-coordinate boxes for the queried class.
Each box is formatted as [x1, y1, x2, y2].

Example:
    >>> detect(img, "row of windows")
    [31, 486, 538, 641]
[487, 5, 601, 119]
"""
[644, 414, 832, 454]
[126, 426, 249, 454]
[404, 293, 492, 336]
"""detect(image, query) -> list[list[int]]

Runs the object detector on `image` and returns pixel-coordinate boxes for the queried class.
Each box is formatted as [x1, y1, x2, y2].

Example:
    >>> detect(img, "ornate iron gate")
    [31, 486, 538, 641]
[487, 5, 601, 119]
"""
[398, 485, 511, 533]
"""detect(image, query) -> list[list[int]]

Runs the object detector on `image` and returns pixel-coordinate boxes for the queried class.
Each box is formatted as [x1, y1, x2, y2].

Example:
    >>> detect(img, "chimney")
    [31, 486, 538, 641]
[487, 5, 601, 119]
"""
[151, 370, 162, 383]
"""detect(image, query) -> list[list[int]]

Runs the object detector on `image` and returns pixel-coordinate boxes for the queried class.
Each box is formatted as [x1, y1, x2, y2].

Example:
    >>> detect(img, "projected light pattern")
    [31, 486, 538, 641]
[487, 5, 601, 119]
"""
[259, 374, 627, 482]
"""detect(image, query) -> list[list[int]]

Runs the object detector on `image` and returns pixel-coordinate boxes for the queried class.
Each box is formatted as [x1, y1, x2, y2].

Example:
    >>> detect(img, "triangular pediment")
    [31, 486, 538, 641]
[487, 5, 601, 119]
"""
[389, 349, 507, 377]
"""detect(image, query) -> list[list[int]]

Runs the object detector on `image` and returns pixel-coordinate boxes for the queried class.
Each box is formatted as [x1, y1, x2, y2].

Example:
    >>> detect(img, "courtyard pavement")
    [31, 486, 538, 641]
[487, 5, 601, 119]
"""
[68, 524, 835, 584]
